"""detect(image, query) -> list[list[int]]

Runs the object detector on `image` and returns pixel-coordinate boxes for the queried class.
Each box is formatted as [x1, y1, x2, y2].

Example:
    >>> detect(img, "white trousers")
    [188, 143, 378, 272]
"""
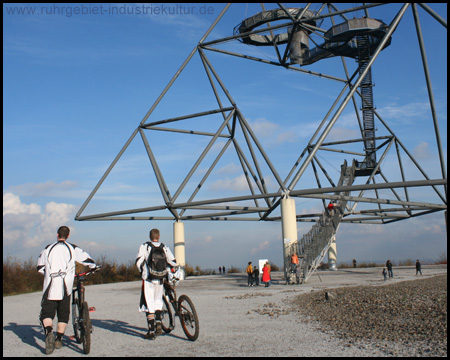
[139, 279, 164, 313]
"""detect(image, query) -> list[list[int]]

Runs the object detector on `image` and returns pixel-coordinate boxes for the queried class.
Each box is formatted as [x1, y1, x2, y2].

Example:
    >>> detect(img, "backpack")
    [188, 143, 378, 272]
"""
[146, 242, 168, 280]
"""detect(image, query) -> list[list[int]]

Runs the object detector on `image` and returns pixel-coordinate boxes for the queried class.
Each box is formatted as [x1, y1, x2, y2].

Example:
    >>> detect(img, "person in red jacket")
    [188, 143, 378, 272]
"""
[327, 201, 335, 216]
[262, 263, 271, 287]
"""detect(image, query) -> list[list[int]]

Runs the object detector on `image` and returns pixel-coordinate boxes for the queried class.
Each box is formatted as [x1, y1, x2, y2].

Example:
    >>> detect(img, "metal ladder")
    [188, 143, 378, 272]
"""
[298, 160, 356, 283]
[357, 34, 377, 169]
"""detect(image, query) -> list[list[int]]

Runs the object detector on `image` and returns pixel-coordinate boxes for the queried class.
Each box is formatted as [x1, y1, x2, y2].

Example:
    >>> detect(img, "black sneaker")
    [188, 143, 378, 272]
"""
[45, 332, 55, 354]
[144, 331, 156, 340]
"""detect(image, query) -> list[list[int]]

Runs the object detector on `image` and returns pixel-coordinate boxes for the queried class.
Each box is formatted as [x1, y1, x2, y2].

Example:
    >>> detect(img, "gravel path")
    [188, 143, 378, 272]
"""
[3, 265, 447, 357]
[292, 274, 447, 357]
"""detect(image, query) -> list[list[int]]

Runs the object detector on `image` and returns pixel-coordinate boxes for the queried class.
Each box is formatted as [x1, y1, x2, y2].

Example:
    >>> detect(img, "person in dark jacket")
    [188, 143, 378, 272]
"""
[415, 259, 422, 276]
[252, 266, 260, 286]
[386, 259, 393, 278]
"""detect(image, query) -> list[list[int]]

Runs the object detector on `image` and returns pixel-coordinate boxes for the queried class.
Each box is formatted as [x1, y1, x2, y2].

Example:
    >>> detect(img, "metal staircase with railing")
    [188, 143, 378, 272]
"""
[297, 160, 356, 283]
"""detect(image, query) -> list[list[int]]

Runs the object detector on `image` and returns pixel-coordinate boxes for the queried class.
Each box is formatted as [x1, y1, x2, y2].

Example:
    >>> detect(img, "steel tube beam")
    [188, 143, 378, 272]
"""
[144, 126, 230, 138]
[75, 127, 139, 220]
[141, 107, 234, 128]
[172, 178, 446, 209]
[317, 147, 366, 157]
[412, 4, 447, 198]
[201, 45, 348, 83]
[295, 193, 447, 210]
[177, 205, 270, 211]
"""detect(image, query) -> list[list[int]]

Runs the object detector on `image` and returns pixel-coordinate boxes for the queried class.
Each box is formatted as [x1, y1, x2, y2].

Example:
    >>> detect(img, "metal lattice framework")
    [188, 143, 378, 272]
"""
[75, 3, 446, 228]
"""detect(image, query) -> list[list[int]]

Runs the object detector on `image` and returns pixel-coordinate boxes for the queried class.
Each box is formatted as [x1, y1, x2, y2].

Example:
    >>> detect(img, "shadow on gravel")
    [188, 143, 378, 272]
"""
[3, 322, 45, 354]
[3, 322, 92, 355]
[91, 319, 146, 339]
[91, 319, 192, 342]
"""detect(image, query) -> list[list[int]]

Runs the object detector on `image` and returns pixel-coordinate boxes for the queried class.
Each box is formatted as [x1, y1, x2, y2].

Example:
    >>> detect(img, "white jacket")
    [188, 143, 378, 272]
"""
[135, 241, 176, 281]
[37, 240, 96, 300]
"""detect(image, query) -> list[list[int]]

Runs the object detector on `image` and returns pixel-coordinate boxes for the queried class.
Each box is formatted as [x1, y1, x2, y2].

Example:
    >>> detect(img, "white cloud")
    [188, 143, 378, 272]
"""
[249, 118, 279, 137]
[377, 102, 429, 124]
[251, 240, 270, 255]
[208, 174, 249, 191]
[3, 192, 77, 248]
[217, 162, 241, 175]
[275, 131, 297, 144]
[412, 141, 433, 160]
[3, 192, 41, 216]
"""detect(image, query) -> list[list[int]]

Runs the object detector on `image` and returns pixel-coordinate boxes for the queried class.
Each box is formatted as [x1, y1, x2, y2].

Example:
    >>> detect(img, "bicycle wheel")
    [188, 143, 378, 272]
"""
[72, 299, 82, 344]
[161, 295, 174, 333]
[178, 295, 199, 341]
[81, 302, 91, 354]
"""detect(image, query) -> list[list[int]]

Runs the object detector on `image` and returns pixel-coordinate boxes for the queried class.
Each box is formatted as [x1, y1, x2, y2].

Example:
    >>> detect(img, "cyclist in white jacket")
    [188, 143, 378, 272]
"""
[136, 228, 176, 340]
[37, 226, 97, 354]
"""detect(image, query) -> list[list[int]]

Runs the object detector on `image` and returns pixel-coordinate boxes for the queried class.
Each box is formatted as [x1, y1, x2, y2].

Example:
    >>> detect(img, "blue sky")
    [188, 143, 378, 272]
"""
[3, 3, 447, 269]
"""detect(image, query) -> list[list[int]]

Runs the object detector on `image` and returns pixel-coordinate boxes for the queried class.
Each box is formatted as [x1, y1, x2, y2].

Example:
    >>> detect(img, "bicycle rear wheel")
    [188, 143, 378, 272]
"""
[161, 295, 174, 333]
[81, 302, 91, 354]
[72, 299, 82, 344]
[178, 295, 199, 341]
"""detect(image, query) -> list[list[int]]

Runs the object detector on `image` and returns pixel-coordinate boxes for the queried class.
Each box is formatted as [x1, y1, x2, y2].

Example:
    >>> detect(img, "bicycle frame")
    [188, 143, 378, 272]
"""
[163, 279, 178, 315]
[161, 274, 199, 341]
[73, 272, 87, 304]
[72, 267, 100, 354]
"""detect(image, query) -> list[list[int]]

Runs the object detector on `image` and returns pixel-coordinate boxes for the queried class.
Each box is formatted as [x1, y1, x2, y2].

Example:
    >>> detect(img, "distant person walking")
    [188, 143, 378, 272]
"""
[218, 266, 222, 275]
[290, 252, 299, 272]
[223, 266, 226, 274]
[262, 263, 270, 287]
[386, 259, 393, 278]
[246, 262, 254, 286]
[37, 226, 98, 354]
[382, 268, 387, 281]
[253, 266, 260, 286]
[415, 259, 422, 276]
[353, 259, 357, 268]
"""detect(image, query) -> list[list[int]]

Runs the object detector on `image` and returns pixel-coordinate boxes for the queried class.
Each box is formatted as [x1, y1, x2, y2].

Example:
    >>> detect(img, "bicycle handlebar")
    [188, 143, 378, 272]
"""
[75, 266, 101, 278]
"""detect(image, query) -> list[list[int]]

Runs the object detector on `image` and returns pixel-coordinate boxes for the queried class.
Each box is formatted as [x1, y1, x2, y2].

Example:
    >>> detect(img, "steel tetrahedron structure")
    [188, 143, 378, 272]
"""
[76, 3, 447, 281]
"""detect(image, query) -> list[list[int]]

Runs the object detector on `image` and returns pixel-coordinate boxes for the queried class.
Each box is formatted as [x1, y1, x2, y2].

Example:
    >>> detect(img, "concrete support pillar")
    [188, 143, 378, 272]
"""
[328, 235, 337, 271]
[281, 196, 298, 278]
[173, 221, 186, 280]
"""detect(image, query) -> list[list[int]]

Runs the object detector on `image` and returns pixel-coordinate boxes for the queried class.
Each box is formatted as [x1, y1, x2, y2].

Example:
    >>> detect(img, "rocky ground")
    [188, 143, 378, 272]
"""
[291, 274, 447, 357]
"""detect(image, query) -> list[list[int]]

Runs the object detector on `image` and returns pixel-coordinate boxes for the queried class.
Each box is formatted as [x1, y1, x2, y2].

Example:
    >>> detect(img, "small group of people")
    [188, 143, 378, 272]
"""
[245, 262, 259, 286]
[246, 261, 272, 287]
[218, 266, 226, 274]
[382, 259, 422, 281]
[37, 225, 178, 354]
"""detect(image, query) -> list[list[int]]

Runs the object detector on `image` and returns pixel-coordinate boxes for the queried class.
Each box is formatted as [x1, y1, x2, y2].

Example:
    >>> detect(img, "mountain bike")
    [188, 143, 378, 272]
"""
[72, 266, 101, 354]
[160, 268, 199, 341]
